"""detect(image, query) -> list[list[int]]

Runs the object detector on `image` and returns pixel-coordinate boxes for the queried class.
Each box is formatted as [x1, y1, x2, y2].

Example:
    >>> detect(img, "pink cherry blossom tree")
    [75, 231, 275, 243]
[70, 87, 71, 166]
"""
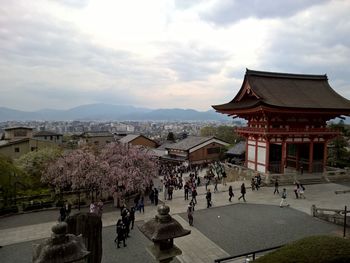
[98, 142, 158, 195]
[42, 142, 158, 208]
[42, 147, 99, 209]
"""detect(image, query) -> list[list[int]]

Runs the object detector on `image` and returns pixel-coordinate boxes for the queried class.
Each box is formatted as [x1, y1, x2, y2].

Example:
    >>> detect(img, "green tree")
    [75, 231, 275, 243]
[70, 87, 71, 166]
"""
[200, 125, 242, 145]
[0, 155, 24, 207]
[166, 132, 176, 142]
[15, 147, 62, 190]
[327, 121, 350, 168]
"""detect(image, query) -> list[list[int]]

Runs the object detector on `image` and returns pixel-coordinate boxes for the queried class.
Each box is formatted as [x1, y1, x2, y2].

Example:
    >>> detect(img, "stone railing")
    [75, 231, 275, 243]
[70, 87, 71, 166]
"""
[311, 205, 349, 227]
[224, 163, 261, 182]
[323, 167, 350, 183]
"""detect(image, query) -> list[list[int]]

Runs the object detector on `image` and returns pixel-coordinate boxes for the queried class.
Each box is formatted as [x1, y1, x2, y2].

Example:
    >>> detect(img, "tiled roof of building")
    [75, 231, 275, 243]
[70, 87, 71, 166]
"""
[0, 138, 30, 148]
[213, 69, 350, 112]
[119, 134, 156, 145]
[166, 136, 227, 151]
[4, 126, 33, 130]
[119, 134, 141, 143]
[157, 141, 176, 150]
[34, 131, 62, 136]
[80, 131, 113, 137]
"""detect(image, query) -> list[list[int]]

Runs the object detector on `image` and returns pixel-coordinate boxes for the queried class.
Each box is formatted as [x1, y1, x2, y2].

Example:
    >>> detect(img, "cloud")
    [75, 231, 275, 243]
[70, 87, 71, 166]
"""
[157, 43, 229, 81]
[51, 0, 90, 8]
[201, 0, 329, 25]
[256, 1, 350, 98]
[0, 0, 349, 113]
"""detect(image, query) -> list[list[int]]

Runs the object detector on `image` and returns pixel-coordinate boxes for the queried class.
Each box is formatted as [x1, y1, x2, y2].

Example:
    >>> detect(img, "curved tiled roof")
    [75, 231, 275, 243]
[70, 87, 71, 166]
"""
[213, 69, 350, 112]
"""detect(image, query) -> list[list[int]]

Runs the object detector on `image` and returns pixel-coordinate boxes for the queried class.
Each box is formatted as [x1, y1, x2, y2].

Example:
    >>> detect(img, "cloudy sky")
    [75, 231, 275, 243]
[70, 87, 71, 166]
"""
[0, 0, 349, 111]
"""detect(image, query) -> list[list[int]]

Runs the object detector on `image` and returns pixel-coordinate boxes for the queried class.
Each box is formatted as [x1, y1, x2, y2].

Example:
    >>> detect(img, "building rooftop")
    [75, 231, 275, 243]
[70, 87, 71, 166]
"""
[166, 136, 227, 151]
[213, 69, 350, 113]
[34, 131, 62, 136]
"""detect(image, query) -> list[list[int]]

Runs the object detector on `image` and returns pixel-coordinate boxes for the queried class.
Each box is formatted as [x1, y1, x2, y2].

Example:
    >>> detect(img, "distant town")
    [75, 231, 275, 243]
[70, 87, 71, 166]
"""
[0, 120, 243, 142]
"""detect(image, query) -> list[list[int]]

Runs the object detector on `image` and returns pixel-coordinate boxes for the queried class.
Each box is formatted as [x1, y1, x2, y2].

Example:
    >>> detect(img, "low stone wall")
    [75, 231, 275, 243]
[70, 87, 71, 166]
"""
[311, 205, 349, 227]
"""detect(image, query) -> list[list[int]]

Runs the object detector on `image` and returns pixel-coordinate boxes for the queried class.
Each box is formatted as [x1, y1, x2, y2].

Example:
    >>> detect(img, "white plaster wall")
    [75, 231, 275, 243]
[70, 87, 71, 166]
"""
[257, 164, 265, 173]
[248, 162, 255, 170]
[248, 145, 255, 161]
[257, 146, 266, 164]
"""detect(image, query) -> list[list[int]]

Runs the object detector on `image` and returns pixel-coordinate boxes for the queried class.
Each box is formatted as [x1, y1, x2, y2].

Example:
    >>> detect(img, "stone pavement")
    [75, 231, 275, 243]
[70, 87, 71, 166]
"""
[1, 177, 349, 262]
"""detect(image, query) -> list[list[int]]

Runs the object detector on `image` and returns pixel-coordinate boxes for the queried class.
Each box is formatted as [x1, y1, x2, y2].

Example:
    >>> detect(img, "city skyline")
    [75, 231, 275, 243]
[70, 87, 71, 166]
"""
[1, 0, 350, 112]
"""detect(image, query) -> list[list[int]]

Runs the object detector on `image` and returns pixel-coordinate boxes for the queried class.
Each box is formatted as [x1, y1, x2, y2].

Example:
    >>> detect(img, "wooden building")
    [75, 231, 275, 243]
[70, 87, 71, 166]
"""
[119, 134, 158, 148]
[213, 69, 350, 174]
[78, 131, 115, 148]
[162, 136, 229, 164]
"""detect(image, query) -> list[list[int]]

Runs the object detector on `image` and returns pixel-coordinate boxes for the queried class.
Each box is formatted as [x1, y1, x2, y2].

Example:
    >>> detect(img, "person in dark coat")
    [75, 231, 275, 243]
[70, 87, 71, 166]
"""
[115, 219, 127, 248]
[184, 183, 189, 200]
[191, 187, 197, 204]
[154, 188, 159, 206]
[130, 207, 135, 229]
[228, 185, 234, 202]
[187, 203, 194, 226]
[274, 179, 279, 194]
[59, 206, 66, 222]
[138, 196, 144, 213]
[238, 183, 246, 202]
[149, 189, 155, 204]
[206, 189, 212, 208]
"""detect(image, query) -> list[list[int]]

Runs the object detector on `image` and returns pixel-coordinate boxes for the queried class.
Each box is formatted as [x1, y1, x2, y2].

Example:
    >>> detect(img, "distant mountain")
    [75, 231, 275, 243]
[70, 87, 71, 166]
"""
[0, 104, 233, 122]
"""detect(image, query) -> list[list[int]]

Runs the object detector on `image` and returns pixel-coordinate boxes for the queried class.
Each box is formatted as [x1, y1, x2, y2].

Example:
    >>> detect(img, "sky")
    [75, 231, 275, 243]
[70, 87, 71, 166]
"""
[0, 0, 350, 111]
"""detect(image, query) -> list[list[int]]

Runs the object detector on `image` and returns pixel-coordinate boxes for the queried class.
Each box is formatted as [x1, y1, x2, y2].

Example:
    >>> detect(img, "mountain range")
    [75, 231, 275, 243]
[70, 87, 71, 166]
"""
[0, 104, 235, 122]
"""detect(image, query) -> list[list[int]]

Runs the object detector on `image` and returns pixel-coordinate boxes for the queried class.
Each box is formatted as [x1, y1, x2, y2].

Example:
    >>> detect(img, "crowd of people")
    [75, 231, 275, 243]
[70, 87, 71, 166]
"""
[55, 159, 311, 250]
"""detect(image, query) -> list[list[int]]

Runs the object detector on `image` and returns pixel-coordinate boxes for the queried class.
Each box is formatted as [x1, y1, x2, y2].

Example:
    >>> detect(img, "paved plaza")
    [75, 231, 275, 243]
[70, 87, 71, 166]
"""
[0, 177, 349, 262]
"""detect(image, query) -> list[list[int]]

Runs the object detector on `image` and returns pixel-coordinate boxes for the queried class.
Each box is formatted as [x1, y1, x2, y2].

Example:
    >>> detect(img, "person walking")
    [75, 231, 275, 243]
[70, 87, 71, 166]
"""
[187, 203, 194, 226]
[97, 199, 104, 217]
[280, 188, 290, 207]
[294, 183, 299, 199]
[59, 205, 66, 222]
[191, 187, 197, 204]
[64, 201, 71, 218]
[130, 207, 135, 229]
[228, 185, 234, 202]
[206, 189, 212, 208]
[154, 188, 159, 206]
[163, 183, 168, 201]
[273, 179, 279, 195]
[138, 196, 144, 213]
[298, 184, 306, 199]
[184, 183, 189, 200]
[238, 183, 246, 202]
[149, 189, 155, 204]
[115, 219, 127, 248]
[214, 177, 218, 192]
[222, 170, 227, 186]
[251, 178, 255, 191]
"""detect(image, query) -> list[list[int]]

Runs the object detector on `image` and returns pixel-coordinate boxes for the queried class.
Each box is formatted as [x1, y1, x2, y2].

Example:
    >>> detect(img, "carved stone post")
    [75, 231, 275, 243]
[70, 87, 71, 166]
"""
[66, 212, 102, 263]
[33, 222, 90, 263]
[139, 204, 191, 263]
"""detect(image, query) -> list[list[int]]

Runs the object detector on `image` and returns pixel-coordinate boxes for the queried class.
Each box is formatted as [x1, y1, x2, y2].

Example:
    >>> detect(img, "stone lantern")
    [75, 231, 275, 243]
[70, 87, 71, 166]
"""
[33, 222, 90, 263]
[139, 204, 191, 263]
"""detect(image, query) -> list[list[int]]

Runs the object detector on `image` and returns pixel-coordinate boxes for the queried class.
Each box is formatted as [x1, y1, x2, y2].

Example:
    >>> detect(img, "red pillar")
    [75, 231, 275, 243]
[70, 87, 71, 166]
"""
[245, 137, 249, 168]
[255, 136, 258, 171]
[323, 140, 328, 172]
[265, 139, 270, 173]
[309, 140, 314, 173]
[296, 144, 300, 170]
[281, 140, 286, 174]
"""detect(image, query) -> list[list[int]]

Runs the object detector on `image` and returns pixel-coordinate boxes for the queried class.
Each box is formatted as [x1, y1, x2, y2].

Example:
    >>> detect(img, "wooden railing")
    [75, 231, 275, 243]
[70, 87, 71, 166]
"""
[236, 127, 340, 135]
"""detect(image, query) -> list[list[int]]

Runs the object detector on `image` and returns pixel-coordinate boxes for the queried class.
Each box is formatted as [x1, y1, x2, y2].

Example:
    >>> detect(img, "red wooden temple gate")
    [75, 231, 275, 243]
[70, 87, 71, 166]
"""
[213, 69, 350, 174]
